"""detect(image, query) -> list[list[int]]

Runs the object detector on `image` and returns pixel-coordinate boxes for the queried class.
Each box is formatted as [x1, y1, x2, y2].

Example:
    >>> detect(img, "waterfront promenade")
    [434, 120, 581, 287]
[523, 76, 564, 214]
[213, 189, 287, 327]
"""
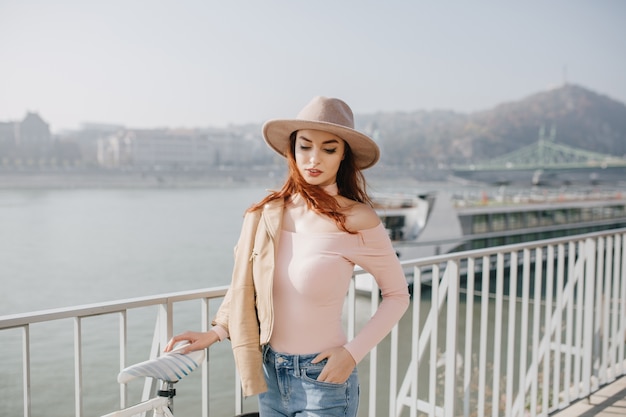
[552, 376, 626, 416]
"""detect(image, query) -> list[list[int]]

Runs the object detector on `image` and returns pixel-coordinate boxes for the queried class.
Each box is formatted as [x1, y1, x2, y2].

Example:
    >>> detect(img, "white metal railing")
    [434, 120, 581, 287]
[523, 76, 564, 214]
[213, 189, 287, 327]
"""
[375, 227, 626, 417]
[1, 228, 625, 417]
[0, 287, 230, 417]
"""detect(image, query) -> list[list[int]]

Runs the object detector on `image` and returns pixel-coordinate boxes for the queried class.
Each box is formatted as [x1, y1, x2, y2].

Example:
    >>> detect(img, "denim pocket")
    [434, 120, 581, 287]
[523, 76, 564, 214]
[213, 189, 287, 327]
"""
[301, 364, 348, 388]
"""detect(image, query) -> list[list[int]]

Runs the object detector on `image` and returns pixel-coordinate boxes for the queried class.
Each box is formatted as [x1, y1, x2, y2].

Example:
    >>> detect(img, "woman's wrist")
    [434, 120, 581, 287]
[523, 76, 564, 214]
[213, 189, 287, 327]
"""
[209, 325, 229, 341]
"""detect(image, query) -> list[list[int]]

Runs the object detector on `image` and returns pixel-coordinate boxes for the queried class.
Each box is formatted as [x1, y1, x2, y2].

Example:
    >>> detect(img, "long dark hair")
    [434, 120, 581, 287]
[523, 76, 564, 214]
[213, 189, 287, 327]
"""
[248, 132, 372, 233]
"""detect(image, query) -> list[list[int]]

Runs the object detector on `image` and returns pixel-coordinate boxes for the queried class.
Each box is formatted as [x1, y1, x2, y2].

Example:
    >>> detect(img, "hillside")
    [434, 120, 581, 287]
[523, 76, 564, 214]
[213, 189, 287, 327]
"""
[358, 84, 626, 168]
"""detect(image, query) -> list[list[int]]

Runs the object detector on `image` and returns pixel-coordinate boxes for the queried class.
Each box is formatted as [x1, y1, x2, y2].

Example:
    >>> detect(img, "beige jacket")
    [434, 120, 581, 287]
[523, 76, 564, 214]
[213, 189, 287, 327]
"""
[212, 198, 284, 396]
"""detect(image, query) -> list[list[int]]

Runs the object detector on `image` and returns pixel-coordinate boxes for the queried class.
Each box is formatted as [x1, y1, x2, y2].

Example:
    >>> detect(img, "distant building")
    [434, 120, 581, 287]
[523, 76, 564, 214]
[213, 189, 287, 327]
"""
[59, 123, 125, 165]
[0, 112, 51, 148]
[97, 128, 261, 169]
[17, 112, 51, 147]
[0, 121, 17, 147]
[0, 112, 53, 166]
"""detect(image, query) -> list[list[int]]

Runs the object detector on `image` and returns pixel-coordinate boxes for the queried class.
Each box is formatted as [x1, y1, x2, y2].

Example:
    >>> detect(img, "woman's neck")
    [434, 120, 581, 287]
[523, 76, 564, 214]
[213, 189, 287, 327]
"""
[322, 182, 338, 196]
[289, 182, 338, 207]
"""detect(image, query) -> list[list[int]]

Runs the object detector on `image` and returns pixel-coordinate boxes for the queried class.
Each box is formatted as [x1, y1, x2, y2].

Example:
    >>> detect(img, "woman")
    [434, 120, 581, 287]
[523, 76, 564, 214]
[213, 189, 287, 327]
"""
[165, 96, 410, 416]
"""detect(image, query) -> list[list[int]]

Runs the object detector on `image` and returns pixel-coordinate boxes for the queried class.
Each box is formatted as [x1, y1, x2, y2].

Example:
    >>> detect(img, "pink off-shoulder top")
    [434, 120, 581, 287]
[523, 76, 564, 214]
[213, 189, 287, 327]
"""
[271, 222, 409, 363]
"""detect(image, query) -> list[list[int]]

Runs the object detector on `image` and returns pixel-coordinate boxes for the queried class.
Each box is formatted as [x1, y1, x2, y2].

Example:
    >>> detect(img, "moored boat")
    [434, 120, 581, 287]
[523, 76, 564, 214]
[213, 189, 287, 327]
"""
[357, 188, 626, 293]
[376, 188, 626, 261]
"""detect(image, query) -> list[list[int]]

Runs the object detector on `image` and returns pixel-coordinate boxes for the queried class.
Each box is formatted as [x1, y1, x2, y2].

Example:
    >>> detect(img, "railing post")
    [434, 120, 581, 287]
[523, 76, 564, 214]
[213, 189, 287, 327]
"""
[573, 241, 585, 399]
[543, 244, 555, 414]
[491, 253, 504, 417]
[201, 298, 210, 417]
[22, 325, 31, 417]
[582, 238, 597, 397]
[444, 260, 458, 417]
[609, 235, 621, 380]
[594, 237, 605, 389]
[429, 263, 440, 416]
[463, 257, 476, 417]
[477, 255, 490, 417]
[119, 311, 128, 409]
[74, 317, 83, 417]
[517, 249, 531, 415]
[617, 235, 626, 375]
[552, 244, 565, 410]
[369, 280, 381, 416]
[505, 251, 518, 416]
[602, 237, 613, 384]
[158, 301, 173, 350]
[141, 307, 167, 404]
[530, 247, 544, 414]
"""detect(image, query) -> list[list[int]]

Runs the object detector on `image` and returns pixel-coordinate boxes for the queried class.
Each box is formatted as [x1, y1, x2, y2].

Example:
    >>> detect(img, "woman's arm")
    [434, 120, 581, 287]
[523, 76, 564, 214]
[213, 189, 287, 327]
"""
[343, 206, 411, 363]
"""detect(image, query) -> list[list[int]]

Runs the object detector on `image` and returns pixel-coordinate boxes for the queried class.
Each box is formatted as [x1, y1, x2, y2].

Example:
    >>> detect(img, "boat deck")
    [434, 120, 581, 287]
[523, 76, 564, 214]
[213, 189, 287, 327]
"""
[551, 376, 626, 416]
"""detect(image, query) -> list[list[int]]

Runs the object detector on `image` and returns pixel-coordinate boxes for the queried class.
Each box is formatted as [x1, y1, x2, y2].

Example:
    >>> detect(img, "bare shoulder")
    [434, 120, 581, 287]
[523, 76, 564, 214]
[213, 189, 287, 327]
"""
[342, 200, 381, 231]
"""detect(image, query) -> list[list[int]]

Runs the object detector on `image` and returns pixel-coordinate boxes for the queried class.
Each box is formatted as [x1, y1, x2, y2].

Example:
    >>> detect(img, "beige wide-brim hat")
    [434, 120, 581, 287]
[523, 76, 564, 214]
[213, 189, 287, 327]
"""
[262, 96, 380, 169]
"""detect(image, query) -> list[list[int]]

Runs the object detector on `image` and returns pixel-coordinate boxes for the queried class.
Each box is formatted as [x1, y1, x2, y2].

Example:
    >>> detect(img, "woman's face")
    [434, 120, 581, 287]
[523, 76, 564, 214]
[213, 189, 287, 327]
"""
[294, 129, 345, 187]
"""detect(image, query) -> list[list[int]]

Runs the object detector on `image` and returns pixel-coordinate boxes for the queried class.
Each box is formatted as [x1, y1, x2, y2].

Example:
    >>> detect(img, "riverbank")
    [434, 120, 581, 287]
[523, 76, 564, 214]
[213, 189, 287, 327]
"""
[0, 167, 438, 190]
[0, 170, 283, 189]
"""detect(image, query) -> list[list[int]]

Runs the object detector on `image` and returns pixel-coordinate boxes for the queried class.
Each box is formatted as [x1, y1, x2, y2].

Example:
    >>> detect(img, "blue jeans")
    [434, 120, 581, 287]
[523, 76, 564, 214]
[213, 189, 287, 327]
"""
[258, 345, 360, 417]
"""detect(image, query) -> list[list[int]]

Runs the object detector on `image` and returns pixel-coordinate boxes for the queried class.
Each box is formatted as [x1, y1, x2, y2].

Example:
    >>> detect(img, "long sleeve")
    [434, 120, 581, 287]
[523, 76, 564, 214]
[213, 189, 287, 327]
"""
[343, 224, 410, 363]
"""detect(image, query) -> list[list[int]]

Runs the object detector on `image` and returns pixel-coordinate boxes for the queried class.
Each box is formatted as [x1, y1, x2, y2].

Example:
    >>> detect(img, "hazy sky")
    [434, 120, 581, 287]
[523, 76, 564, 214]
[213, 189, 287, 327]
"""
[1, 0, 625, 132]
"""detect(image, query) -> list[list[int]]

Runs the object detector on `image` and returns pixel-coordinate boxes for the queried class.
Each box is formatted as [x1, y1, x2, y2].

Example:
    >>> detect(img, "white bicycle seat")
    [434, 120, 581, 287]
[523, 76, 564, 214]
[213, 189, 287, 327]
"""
[117, 344, 205, 384]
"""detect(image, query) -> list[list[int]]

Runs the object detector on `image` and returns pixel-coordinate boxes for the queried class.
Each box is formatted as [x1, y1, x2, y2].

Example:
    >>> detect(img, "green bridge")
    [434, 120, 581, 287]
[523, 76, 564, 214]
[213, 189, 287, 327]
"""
[452, 127, 626, 185]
